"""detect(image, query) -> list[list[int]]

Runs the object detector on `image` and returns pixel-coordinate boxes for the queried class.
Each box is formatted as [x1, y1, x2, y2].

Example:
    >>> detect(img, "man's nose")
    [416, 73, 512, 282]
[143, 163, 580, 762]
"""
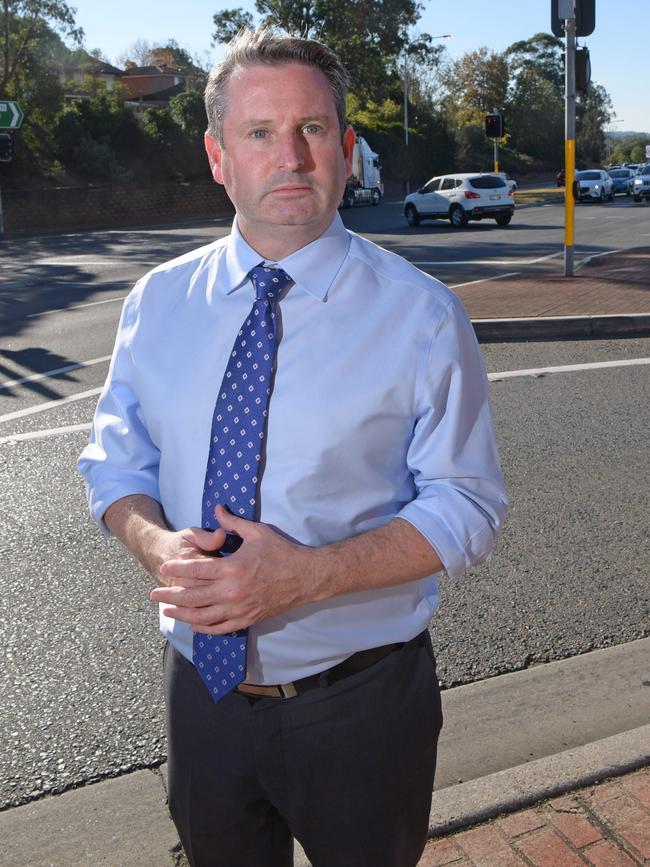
[277, 133, 306, 171]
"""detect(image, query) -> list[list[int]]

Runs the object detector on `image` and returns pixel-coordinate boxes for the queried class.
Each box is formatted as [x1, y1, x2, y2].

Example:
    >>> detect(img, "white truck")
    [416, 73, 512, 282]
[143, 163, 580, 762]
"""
[340, 136, 383, 208]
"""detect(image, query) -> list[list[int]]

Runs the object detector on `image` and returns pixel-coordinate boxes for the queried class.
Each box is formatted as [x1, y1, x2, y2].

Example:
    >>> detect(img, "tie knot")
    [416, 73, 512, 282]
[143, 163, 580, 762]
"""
[249, 266, 293, 302]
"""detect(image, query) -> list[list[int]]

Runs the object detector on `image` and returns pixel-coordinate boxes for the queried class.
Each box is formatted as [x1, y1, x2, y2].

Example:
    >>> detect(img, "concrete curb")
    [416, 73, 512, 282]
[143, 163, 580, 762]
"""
[427, 723, 650, 838]
[472, 313, 650, 342]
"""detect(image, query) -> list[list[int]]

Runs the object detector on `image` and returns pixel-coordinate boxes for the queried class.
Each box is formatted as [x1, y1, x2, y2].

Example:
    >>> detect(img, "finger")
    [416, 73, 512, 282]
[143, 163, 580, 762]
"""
[160, 603, 248, 632]
[158, 557, 224, 583]
[190, 619, 249, 635]
[215, 504, 254, 538]
[188, 525, 227, 553]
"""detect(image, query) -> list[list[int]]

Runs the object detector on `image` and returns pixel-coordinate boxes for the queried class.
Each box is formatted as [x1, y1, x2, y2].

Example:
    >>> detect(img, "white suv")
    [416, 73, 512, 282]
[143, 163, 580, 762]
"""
[632, 165, 650, 202]
[404, 173, 514, 228]
[574, 169, 613, 202]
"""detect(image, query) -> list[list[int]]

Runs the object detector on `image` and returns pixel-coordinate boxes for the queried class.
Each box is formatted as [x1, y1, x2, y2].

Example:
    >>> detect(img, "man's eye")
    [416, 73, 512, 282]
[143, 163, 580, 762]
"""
[250, 129, 267, 139]
[303, 124, 321, 135]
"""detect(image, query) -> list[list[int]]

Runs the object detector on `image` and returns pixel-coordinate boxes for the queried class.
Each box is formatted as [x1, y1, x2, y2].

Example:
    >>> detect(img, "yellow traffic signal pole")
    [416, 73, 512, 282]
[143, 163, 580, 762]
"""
[564, 12, 577, 276]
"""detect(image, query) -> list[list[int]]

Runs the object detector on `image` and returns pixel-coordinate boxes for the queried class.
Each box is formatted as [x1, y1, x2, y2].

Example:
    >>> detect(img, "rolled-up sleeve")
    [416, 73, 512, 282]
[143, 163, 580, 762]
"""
[77, 286, 161, 534]
[397, 297, 508, 579]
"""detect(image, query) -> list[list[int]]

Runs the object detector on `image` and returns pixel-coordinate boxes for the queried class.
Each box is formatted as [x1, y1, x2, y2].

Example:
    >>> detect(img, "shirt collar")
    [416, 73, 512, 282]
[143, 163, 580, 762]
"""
[223, 213, 351, 302]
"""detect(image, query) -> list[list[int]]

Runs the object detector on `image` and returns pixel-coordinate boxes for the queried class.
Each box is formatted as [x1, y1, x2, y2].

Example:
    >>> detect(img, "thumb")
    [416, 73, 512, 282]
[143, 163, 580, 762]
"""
[188, 525, 226, 553]
[215, 504, 252, 537]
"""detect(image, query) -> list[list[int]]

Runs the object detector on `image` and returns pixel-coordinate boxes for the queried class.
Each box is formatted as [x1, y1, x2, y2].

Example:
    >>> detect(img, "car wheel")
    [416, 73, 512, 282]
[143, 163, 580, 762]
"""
[405, 204, 420, 226]
[599, 189, 605, 203]
[495, 213, 512, 226]
[608, 189, 614, 201]
[634, 195, 642, 203]
[371, 189, 381, 206]
[449, 205, 468, 228]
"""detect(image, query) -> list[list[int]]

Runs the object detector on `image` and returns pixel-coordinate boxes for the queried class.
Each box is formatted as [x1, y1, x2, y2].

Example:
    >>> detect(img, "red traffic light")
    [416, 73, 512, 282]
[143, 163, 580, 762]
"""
[485, 114, 504, 138]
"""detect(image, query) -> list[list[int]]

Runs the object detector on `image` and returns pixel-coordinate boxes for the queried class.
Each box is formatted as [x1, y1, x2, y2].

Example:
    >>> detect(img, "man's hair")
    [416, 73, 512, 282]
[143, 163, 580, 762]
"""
[204, 28, 350, 144]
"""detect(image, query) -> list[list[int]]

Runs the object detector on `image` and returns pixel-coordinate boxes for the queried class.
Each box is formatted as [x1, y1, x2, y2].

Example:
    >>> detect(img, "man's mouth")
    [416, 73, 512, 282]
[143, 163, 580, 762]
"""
[269, 184, 312, 195]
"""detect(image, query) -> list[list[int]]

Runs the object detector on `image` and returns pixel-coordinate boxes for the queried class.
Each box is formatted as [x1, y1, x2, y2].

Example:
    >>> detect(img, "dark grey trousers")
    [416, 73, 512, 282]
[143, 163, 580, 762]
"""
[164, 632, 443, 867]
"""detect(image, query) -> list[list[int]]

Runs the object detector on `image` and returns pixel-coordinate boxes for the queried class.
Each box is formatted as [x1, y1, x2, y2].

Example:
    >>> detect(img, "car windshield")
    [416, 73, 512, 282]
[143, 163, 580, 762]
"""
[469, 176, 506, 189]
[641, 167, 650, 176]
[576, 171, 601, 181]
[608, 169, 628, 178]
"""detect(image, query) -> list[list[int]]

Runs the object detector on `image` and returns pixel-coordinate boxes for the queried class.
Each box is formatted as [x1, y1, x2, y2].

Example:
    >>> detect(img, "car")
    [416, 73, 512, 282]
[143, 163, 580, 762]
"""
[497, 171, 517, 192]
[574, 169, 614, 202]
[632, 164, 650, 202]
[607, 167, 635, 196]
[403, 173, 514, 229]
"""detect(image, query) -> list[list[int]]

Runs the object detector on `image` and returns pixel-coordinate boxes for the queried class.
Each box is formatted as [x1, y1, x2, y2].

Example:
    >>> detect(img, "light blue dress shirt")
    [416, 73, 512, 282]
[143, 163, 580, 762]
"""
[78, 213, 508, 684]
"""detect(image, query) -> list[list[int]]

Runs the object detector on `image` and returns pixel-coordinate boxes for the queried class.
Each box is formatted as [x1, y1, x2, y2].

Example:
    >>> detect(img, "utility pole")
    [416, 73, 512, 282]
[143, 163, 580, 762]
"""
[553, 0, 596, 276]
[403, 58, 410, 195]
[493, 107, 500, 174]
[564, 4, 576, 276]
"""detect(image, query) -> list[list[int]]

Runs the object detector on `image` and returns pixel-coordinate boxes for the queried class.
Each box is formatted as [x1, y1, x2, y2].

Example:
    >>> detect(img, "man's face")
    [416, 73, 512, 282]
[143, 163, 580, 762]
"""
[205, 62, 355, 257]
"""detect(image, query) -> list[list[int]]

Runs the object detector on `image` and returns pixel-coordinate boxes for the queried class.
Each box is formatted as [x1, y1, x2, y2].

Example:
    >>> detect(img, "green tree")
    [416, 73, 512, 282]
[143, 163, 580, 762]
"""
[576, 83, 613, 165]
[212, 7, 254, 44]
[0, 3, 83, 182]
[1, 0, 82, 91]
[56, 90, 147, 181]
[212, 0, 426, 101]
[507, 67, 563, 163]
[441, 47, 510, 127]
[169, 90, 207, 138]
[505, 33, 564, 98]
[610, 134, 650, 165]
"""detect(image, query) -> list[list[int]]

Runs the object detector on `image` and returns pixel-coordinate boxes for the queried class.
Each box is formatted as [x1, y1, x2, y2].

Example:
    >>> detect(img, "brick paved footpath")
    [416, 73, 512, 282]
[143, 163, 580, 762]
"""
[419, 766, 650, 866]
[454, 248, 650, 320]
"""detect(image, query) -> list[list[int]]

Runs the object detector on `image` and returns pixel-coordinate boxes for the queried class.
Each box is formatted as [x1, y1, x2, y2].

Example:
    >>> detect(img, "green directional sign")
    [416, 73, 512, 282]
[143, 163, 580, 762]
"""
[0, 100, 24, 129]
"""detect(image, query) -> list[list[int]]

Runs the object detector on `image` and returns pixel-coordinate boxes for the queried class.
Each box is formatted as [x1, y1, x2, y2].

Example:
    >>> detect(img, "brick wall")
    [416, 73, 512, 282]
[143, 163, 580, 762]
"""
[3, 181, 235, 236]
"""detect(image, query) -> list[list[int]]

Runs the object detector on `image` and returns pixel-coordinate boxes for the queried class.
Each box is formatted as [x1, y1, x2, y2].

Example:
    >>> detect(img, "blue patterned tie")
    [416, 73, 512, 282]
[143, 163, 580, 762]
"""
[193, 265, 293, 701]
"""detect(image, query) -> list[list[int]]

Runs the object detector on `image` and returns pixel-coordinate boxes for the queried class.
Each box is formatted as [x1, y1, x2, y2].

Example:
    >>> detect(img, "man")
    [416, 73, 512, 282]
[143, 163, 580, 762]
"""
[78, 28, 507, 867]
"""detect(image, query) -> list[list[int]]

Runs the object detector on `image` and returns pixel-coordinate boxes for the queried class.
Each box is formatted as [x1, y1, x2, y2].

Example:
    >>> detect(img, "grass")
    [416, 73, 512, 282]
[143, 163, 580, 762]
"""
[515, 187, 565, 205]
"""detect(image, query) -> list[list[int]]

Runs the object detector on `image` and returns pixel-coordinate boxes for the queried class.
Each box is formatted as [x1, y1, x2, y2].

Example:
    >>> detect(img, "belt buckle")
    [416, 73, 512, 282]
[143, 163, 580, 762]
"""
[278, 682, 298, 699]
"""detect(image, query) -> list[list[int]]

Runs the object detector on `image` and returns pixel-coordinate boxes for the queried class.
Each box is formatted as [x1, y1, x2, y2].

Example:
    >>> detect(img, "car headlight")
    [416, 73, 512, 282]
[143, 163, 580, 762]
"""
[594, 184, 600, 189]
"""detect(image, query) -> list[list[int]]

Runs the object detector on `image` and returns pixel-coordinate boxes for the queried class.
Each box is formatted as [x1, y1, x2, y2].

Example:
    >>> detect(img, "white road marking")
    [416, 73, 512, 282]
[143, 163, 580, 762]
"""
[27, 295, 128, 318]
[451, 272, 520, 289]
[34, 257, 155, 266]
[0, 356, 111, 391]
[0, 387, 102, 424]
[2, 359, 648, 445]
[0, 422, 91, 445]
[414, 253, 562, 266]
[488, 358, 650, 381]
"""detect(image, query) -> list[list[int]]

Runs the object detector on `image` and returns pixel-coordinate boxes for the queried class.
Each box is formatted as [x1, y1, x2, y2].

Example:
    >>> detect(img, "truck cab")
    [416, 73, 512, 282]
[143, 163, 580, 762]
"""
[340, 136, 383, 208]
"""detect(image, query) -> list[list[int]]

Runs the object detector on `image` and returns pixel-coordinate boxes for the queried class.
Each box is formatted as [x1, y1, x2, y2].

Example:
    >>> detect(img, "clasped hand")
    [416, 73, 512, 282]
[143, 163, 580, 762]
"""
[150, 505, 313, 634]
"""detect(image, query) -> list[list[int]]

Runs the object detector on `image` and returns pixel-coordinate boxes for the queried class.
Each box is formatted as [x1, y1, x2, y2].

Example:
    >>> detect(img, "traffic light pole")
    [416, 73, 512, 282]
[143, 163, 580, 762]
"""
[564, 14, 576, 276]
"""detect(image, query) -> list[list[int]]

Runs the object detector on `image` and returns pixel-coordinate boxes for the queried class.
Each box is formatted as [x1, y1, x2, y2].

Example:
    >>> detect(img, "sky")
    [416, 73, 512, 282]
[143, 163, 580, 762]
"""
[68, 0, 647, 133]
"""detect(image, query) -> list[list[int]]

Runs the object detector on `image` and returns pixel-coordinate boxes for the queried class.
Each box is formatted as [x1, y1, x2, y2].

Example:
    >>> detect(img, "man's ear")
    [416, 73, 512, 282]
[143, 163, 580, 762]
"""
[342, 125, 356, 176]
[205, 132, 224, 184]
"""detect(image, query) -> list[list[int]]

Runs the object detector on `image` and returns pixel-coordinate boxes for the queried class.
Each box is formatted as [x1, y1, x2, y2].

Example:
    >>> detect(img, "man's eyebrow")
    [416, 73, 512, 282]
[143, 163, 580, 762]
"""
[236, 114, 333, 130]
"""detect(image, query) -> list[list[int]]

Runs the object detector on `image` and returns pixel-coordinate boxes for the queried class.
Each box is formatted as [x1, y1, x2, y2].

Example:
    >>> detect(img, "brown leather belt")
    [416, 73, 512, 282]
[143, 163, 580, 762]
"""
[236, 633, 423, 700]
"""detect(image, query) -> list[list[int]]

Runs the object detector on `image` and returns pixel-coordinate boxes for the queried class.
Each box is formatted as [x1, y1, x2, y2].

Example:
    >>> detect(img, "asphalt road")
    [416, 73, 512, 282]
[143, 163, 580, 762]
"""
[1, 199, 649, 811]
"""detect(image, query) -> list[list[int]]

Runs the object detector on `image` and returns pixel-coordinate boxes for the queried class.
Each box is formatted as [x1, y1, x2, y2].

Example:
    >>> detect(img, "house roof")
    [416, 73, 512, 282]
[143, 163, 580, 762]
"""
[126, 82, 187, 102]
[63, 51, 123, 76]
[121, 64, 185, 77]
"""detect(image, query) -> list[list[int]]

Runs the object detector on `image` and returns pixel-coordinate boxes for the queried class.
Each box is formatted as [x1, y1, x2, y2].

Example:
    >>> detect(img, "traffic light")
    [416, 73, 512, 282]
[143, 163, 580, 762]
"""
[576, 47, 591, 92]
[551, 0, 596, 37]
[485, 114, 504, 138]
[0, 133, 12, 162]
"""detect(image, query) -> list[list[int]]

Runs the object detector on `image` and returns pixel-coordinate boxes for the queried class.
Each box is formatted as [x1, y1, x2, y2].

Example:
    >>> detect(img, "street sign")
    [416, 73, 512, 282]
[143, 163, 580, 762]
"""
[0, 100, 24, 129]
